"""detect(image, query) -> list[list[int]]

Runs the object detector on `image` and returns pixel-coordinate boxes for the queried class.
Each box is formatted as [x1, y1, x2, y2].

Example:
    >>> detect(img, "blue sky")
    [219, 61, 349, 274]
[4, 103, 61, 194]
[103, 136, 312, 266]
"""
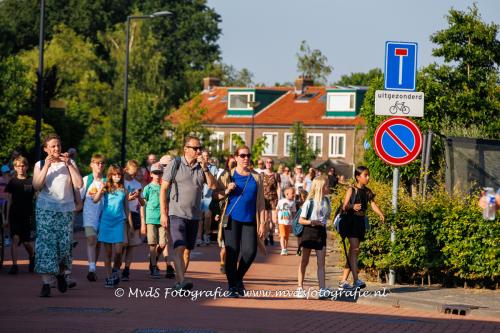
[206, 0, 500, 85]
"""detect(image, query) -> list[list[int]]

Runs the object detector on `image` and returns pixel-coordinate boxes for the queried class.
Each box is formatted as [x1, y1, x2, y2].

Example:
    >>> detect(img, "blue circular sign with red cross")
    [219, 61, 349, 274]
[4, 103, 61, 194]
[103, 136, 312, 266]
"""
[373, 117, 422, 166]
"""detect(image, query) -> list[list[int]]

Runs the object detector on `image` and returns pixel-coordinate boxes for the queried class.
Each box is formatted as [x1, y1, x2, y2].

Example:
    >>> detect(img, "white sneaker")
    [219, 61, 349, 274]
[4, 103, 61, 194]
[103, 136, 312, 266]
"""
[280, 249, 287, 256]
[196, 238, 203, 246]
[338, 280, 352, 290]
[295, 287, 307, 299]
[353, 279, 366, 289]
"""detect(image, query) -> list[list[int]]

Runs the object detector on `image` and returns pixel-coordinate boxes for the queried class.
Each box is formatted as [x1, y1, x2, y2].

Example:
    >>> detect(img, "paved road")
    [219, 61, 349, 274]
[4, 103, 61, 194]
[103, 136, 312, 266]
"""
[1, 231, 499, 333]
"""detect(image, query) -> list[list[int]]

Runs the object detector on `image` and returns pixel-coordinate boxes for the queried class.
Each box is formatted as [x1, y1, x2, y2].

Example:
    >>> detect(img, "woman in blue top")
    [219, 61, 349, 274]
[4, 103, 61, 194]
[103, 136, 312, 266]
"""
[216, 146, 266, 298]
[93, 165, 130, 288]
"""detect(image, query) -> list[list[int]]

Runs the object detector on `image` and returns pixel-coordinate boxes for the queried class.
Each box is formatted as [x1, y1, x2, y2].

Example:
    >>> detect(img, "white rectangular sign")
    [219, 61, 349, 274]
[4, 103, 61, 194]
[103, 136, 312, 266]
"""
[375, 90, 424, 117]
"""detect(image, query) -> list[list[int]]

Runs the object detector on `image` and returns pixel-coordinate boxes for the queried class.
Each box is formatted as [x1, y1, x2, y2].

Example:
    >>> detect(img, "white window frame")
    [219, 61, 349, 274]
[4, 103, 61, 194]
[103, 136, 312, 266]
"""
[230, 132, 246, 152]
[329, 133, 346, 158]
[262, 132, 279, 157]
[228, 92, 255, 110]
[307, 133, 323, 157]
[327, 92, 356, 112]
[283, 132, 293, 157]
[209, 131, 225, 152]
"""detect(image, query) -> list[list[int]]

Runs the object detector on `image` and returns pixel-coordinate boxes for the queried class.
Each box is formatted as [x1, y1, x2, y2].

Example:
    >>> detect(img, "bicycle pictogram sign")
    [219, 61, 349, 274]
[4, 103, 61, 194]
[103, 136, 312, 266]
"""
[389, 101, 410, 114]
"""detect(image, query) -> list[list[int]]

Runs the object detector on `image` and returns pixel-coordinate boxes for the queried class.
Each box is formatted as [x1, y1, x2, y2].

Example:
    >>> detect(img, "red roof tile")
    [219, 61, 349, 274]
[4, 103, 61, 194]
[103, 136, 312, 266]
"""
[169, 86, 366, 127]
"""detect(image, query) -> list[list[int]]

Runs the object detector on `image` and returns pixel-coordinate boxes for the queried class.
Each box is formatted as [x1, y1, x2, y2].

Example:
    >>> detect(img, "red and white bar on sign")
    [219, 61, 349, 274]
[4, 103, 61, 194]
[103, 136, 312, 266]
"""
[395, 48, 408, 85]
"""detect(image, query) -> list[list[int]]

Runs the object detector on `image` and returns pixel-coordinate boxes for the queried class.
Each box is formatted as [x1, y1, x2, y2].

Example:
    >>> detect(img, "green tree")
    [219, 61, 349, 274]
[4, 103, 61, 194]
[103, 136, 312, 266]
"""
[335, 68, 382, 86]
[0, 57, 32, 120]
[230, 134, 268, 165]
[361, 4, 500, 184]
[138, 0, 221, 105]
[19, 25, 114, 158]
[170, 95, 211, 154]
[198, 62, 254, 87]
[0, 0, 134, 58]
[0, 56, 36, 161]
[289, 122, 316, 168]
[3, 116, 55, 162]
[296, 40, 333, 85]
[428, 4, 500, 137]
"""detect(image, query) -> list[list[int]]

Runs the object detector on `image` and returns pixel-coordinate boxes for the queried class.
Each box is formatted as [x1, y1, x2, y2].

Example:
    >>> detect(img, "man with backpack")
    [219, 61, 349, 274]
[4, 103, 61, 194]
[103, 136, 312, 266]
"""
[159, 136, 216, 290]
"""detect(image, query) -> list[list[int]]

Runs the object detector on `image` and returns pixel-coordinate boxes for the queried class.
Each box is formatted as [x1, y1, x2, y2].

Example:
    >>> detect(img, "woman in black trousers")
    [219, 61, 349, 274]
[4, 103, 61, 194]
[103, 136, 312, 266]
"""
[216, 146, 266, 298]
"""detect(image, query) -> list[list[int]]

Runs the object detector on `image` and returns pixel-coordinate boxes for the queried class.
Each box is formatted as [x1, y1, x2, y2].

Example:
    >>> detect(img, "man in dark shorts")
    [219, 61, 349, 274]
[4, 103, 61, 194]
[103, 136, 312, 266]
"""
[159, 136, 216, 290]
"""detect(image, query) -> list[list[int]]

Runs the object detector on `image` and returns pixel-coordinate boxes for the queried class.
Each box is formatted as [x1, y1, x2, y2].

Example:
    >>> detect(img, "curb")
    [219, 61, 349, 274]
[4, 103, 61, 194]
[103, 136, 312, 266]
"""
[356, 288, 500, 320]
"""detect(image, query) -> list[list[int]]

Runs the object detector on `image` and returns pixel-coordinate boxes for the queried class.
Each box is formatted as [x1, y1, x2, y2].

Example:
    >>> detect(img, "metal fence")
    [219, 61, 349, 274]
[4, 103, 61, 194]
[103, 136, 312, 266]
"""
[444, 136, 500, 194]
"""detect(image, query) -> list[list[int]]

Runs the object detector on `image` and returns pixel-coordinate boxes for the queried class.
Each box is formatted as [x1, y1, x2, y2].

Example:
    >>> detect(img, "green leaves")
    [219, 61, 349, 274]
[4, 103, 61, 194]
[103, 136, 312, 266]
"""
[296, 40, 333, 85]
[288, 122, 317, 168]
[335, 181, 500, 285]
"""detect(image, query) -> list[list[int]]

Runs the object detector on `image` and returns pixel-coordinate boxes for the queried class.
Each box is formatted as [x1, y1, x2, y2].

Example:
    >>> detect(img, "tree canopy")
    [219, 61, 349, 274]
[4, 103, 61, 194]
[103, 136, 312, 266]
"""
[361, 4, 500, 184]
[0, 0, 222, 166]
[296, 40, 333, 85]
[335, 68, 382, 86]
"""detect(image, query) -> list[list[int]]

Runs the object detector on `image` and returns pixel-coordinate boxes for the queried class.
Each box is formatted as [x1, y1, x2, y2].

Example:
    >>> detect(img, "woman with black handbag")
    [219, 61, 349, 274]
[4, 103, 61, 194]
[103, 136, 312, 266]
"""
[296, 176, 332, 299]
[339, 166, 384, 290]
[215, 146, 266, 298]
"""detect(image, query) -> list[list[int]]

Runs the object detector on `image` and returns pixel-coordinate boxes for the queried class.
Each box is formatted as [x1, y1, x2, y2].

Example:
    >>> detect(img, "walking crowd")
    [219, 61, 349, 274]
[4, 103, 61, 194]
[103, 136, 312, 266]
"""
[1, 133, 388, 299]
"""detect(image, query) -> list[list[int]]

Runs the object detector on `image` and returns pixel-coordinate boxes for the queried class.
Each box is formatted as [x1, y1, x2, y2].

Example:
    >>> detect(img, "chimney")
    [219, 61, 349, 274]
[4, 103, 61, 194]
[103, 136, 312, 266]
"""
[294, 76, 313, 94]
[203, 77, 220, 91]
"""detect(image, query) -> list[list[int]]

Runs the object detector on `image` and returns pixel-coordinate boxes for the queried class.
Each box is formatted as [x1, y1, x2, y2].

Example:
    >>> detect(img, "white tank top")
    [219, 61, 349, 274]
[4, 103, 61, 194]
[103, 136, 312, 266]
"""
[35, 161, 75, 212]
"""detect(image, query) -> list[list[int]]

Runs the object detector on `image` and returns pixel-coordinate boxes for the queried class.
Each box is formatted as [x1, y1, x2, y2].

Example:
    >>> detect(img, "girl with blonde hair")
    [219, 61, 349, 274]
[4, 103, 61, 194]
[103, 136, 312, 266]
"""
[296, 175, 331, 299]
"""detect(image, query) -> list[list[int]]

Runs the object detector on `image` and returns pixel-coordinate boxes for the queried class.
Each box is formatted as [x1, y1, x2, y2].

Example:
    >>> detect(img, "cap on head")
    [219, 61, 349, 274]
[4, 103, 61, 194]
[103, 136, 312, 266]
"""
[150, 162, 163, 174]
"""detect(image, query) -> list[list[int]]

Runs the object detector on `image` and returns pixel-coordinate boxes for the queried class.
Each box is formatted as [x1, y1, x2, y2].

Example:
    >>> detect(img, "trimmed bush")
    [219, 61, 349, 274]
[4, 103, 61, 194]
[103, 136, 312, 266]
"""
[330, 181, 500, 287]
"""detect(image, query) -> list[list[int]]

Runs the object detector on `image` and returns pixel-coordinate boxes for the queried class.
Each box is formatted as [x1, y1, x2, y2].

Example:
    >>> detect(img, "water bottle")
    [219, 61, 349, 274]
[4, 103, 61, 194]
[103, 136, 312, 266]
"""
[483, 188, 496, 221]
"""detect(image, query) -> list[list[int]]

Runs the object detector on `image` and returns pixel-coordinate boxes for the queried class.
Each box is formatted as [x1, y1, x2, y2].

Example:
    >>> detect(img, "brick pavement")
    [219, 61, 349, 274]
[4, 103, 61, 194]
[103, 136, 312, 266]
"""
[0, 231, 499, 333]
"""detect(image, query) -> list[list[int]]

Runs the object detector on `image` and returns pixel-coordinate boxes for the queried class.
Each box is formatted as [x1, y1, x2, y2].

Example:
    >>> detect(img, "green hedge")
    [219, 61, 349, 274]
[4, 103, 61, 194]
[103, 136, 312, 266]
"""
[331, 181, 500, 287]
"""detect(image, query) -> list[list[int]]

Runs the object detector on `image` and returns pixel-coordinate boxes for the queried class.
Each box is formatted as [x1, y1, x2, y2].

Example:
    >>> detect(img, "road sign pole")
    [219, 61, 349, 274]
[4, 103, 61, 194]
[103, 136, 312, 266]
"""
[419, 131, 427, 197]
[422, 130, 433, 199]
[389, 167, 399, 286]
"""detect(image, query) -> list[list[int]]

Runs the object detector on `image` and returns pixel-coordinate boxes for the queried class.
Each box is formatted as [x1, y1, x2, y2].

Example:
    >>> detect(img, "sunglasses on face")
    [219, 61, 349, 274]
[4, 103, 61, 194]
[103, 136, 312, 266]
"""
[238, 153, 252, 159]
[186, 146, 203, 151]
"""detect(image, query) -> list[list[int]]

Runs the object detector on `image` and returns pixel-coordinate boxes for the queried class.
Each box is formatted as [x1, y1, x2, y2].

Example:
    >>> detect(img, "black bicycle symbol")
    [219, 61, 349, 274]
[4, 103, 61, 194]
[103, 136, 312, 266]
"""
[389, 101, 410, 114]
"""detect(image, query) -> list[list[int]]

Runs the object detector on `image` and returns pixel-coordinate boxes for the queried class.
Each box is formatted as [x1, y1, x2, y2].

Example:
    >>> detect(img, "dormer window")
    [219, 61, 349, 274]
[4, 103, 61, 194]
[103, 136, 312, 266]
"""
[228, 92, 255, 110]
[327, 92, 355, 112]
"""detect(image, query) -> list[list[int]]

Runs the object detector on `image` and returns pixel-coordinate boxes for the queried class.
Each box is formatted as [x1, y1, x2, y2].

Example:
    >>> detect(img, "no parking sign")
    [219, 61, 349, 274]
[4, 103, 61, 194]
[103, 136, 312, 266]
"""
[373, 117, 422, 166]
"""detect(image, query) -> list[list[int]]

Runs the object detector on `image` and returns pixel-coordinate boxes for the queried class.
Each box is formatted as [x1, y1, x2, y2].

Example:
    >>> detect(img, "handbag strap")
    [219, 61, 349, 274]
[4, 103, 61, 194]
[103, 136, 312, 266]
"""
[65, 164, 77, 202]
[226, 172, 251, 217]
[341, 186, 357, 213]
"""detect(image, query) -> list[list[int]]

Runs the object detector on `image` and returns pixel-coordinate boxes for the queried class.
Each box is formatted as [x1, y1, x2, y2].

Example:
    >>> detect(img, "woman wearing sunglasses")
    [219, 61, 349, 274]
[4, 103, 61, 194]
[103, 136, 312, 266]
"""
[215, 146, 266, 298]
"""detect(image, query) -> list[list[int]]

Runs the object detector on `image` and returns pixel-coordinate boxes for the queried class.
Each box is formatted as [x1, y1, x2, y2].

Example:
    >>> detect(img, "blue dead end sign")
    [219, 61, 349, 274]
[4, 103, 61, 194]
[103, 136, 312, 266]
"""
[373, 117, 422, 166]
[384, 41, 418, 91]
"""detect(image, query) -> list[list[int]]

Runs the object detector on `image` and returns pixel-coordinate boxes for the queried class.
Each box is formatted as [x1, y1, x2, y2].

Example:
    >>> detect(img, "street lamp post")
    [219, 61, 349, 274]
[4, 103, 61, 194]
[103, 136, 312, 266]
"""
[247, 99, 260, 152]
[121, 11, 172, 166]
[34, 0, 46, 162]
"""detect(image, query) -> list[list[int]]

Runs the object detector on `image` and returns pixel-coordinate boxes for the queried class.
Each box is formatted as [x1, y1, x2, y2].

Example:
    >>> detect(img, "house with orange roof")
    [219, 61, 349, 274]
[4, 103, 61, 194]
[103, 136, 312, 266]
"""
[174, 77, 368, 176]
